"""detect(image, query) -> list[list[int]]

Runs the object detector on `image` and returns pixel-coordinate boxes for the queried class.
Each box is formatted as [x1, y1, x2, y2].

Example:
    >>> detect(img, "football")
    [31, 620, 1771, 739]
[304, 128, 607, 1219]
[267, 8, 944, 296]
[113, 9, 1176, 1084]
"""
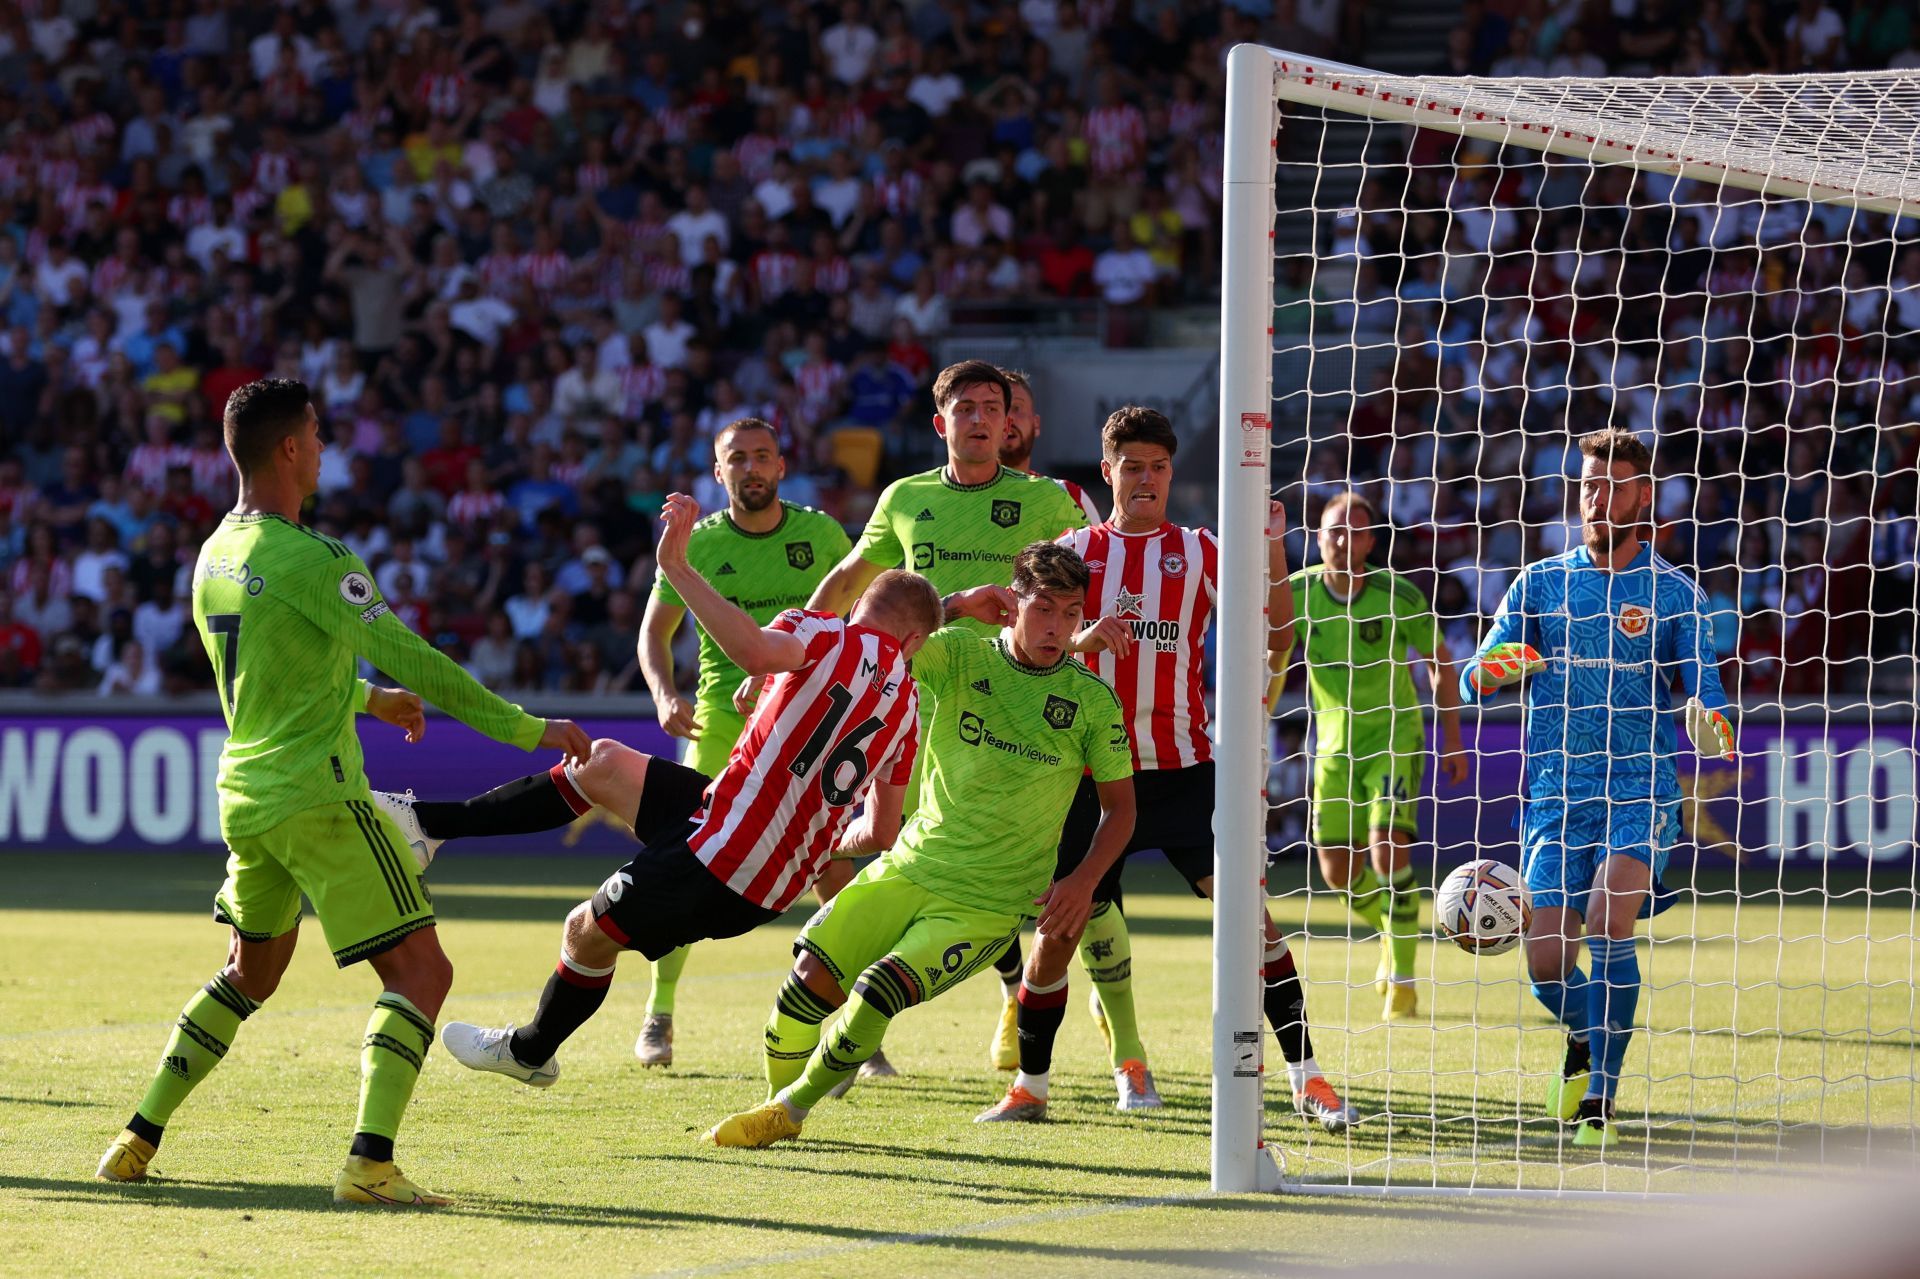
[1436, 860, 1532, 957]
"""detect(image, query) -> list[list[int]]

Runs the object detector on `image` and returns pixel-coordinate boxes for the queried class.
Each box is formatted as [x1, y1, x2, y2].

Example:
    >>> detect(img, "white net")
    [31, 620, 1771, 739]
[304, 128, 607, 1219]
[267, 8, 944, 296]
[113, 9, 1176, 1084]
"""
[1254, 56, 1920, 1194]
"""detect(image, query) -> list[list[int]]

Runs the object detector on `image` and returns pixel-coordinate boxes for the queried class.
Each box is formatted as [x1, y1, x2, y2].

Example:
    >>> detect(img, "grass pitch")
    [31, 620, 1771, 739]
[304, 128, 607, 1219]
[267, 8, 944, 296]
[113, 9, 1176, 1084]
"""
[2, 851, 1911, 1276]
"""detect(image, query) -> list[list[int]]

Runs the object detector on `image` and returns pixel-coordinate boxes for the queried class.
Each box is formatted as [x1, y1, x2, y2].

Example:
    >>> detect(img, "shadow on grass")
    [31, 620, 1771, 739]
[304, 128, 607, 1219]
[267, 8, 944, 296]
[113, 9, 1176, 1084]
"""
[0, 1094, 105, 1108]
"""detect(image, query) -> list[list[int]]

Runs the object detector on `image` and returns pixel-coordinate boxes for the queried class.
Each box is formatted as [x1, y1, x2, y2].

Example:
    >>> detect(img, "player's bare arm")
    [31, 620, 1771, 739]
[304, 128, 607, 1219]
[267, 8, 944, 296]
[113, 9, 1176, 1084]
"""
[807, 548, 886, 617]
[640, 593, 699, 740]
[1033, 776, 1135, 942]
[366, 684, 426, 743]
[1423, 639, 1470, 785]
[657, 493, 810, 675]
[941, 583, 1018, 627]
[829, 781, 907, 860]
[1267, 500, 1295, 712]
[1069, 614, 1133, 659]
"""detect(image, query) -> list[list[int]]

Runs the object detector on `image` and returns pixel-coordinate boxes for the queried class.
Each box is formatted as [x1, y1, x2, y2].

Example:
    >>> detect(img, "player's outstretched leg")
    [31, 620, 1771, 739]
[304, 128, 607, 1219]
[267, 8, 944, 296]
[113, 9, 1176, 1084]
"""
[1377, 831, 1421, 1020]
[406, 760, 594, 845]
[1526, 906, 1592, 1122]
[336, 928, 455, 1207]
[707, 957, 910, 1148]
[98, 958, 275, 1182]
[637, 947, 688, 1067]
[1078, 903, 1157, 1108]
[1260, 914, 1356, 1134]
[442, 900, 621, 1089]
[988, 935, 1024, 1071]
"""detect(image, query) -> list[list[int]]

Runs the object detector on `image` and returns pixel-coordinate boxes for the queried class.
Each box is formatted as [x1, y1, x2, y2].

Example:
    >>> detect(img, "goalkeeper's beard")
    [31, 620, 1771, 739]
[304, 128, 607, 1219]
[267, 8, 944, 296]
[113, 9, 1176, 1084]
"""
[1582, 520, 1636, 557]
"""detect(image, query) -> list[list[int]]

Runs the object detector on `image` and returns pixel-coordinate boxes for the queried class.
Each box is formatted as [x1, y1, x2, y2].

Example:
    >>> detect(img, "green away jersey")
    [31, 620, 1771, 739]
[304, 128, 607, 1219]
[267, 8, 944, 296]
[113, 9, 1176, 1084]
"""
[884, 627, 1132, 916]
[854, 466, 1088, 634]
[651, 502, 850, 735]
[1288, 565, 1438, 755]
[193, 512, 545, 839]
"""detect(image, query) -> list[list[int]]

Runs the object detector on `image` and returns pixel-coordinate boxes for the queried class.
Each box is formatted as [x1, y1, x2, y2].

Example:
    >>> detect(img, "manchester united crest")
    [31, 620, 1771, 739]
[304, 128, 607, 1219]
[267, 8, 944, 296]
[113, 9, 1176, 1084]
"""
[991, 499, 1021, 528]
[1042, 694, 1078, 730]
[1617, 603, 1651, 637]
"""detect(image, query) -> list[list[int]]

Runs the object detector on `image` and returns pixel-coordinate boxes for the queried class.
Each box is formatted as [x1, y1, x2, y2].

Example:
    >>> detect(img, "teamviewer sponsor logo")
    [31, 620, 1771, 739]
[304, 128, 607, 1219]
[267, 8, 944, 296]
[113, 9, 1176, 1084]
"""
[955, 711, 1063, 766]
[913, 542, 934, 569]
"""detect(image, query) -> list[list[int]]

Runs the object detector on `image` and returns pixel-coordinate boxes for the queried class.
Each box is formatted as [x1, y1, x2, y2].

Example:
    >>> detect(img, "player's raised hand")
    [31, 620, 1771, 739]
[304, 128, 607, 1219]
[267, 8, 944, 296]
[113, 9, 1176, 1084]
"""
[732, 674, 768, 716]
[1684, 697, 1737, 762]
[657, 493, 700, 571]
[1266, 499, 1287, 541]
[1033, 871, 1097, 942]
[657, 692, 700, 739]
[944, 584, 1018, 627]
[367, 685, 426, 743]
[1468, 642, 1545, 694]
[541, 718, 592, 765]
[1072, 614, 1133, 659]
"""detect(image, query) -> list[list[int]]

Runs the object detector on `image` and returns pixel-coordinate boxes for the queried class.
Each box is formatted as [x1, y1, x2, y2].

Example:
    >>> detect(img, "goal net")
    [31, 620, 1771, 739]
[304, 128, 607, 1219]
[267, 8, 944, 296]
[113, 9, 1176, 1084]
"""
[1212, 45, 1920, 1196]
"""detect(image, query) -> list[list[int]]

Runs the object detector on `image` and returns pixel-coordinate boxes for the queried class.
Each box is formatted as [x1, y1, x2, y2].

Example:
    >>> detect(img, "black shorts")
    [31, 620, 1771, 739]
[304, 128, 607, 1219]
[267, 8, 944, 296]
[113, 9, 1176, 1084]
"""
[630, 757, 711, 844]
[1057, 761, 1214, 903]
[588, 833, 781, 960]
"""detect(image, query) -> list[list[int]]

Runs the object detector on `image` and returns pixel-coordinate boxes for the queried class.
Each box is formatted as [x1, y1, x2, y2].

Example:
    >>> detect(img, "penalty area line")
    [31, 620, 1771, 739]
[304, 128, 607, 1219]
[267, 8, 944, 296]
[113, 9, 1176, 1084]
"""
[644, 1189, 1213, 1278]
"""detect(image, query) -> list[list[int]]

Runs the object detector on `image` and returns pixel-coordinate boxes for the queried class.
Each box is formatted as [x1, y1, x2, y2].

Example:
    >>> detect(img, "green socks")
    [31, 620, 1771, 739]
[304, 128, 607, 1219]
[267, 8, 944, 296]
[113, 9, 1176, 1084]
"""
[1385, 865, 1421, 981]
[783, 989, 891, 1112]
[765, 973, 836, 1097]
[1344, 863, 1387, 933]
[648, 946, 691, 1018]
[1080, 902, 1146, 1067]
[133, 973, 260, 1135]
[356, 992, 434, 1142]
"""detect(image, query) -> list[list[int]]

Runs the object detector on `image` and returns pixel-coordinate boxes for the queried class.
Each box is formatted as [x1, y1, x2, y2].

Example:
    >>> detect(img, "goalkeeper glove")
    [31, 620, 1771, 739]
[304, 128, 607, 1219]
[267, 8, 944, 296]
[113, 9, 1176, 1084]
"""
[1468, 642, 1545, 695]
[1684, 697, 1737, 762]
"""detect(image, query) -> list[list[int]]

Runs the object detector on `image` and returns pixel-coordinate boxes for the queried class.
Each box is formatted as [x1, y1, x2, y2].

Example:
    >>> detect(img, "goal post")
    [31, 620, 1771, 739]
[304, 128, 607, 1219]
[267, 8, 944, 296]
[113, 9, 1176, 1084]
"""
[1213, 44, 1920, 1195]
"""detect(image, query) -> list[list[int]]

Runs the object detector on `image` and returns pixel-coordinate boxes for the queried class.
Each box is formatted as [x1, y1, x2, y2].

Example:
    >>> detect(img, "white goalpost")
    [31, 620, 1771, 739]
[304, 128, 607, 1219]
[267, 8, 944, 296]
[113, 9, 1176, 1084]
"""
[1214, 44, 1920, 1196]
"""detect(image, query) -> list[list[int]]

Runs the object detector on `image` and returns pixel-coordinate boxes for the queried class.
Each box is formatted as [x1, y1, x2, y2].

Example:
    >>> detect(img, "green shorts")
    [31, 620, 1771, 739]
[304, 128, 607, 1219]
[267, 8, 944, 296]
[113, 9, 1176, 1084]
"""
[685, 701, 747, 779]
[794, 859, 1021, 1013]
[1311, 744, 1424, 848]
[213, 799, 434, 967]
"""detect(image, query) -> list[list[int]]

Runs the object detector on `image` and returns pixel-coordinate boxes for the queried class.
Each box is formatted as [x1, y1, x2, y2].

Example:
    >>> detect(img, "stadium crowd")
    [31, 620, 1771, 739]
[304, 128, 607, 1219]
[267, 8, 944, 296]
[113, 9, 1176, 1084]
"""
[0, 0, 1314, 696]
[1285, 0, 1920, 700]
[0, 0, 1915, 703]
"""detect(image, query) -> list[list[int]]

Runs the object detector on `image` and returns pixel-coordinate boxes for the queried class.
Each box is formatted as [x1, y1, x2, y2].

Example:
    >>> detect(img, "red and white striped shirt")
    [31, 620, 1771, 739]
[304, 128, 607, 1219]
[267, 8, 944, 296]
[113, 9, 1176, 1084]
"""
[619, 361, 666, 415]
[1047, 474, 1101, 524]
[690, 612, 919, 910]
[751, 248, 800, 300]
[813, 253, 851, 294]
[873, 171, 922, 217]
[1059, 522, 1218, 771]
[519, 250, 571, 295]
[1084, 104, 1146, 179]
[447, 488, 505, 528]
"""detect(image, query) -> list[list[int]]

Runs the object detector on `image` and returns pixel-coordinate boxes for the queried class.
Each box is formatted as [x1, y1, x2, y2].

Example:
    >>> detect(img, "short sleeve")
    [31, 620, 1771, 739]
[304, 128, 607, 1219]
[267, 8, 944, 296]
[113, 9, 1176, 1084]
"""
[882, 689, 920, 786]
[1396, 577, 1438, 655]
[1083, 683, 1134, 784]
[1052, 481, 1089, 535]
[908, 625, 969, 698]
[650, 562, 685, 608]
[853, 480, 906, 566]
[769, 608, 843, 666]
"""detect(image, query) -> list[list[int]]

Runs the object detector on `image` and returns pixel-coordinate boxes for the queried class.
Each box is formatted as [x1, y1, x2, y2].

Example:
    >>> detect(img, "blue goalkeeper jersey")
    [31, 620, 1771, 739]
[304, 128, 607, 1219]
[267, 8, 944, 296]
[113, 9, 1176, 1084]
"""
[1459, 543, 1731, 804]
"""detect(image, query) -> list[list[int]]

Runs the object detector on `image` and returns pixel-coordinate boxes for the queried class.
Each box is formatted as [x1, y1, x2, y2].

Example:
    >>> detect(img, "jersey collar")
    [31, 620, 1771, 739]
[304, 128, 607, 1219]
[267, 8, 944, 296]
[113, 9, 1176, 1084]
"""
[722, 503, 790, 538]
[1103, 519, 1175, 538]
[1318, 567, 1370, 606]
[938, 464, 1012, 492]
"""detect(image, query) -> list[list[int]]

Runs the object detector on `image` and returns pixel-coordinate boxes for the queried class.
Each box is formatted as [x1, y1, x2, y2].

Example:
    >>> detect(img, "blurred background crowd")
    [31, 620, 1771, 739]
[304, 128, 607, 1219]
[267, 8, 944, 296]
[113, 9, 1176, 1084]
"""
[0, 0, 1914, 703]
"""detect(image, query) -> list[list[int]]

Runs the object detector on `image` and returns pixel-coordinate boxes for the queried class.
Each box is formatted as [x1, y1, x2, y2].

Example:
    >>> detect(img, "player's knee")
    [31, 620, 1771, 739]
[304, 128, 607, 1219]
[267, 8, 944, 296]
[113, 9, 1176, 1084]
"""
[563, 901, 621, 966]
[1028, 928, 1076, 982]
[575, 738, 627, 790]
[224, 957, 282, 1003]
[1317, 850, 1354, 888]
[1525, 936, 1577, 983]
[849, 957, 918, 1020]
[793, 953, 846, 1008]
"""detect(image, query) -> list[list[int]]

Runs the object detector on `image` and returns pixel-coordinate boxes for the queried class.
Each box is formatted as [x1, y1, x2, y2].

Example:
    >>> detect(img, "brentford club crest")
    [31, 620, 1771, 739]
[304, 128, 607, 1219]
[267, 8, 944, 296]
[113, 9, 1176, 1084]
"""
[1160, 552, 1187, 577]
[1617, 603, 1651, 637]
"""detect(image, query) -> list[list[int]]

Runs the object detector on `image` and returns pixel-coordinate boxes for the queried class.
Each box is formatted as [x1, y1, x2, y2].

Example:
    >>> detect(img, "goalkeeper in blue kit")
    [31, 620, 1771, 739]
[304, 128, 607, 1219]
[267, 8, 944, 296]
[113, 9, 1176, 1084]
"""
[1460, 430, 1735, 1148]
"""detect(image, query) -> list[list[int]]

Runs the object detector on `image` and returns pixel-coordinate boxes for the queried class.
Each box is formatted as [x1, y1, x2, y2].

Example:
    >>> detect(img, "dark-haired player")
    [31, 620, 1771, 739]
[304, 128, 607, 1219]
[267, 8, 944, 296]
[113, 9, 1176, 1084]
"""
[96, 378, 591, 1206]
[976, 406, 1356, 1131]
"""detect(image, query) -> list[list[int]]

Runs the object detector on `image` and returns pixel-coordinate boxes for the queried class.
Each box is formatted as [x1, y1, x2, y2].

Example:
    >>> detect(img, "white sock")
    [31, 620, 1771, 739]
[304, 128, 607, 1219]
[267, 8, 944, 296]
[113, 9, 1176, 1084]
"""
[1001, 974, 1020, 996]
[1287, 1056, 1321, 1094]
[1014, 1069, 1050, 1100]
[1390, 976, 1415, 988]
[775, 1090, 810, 1122]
